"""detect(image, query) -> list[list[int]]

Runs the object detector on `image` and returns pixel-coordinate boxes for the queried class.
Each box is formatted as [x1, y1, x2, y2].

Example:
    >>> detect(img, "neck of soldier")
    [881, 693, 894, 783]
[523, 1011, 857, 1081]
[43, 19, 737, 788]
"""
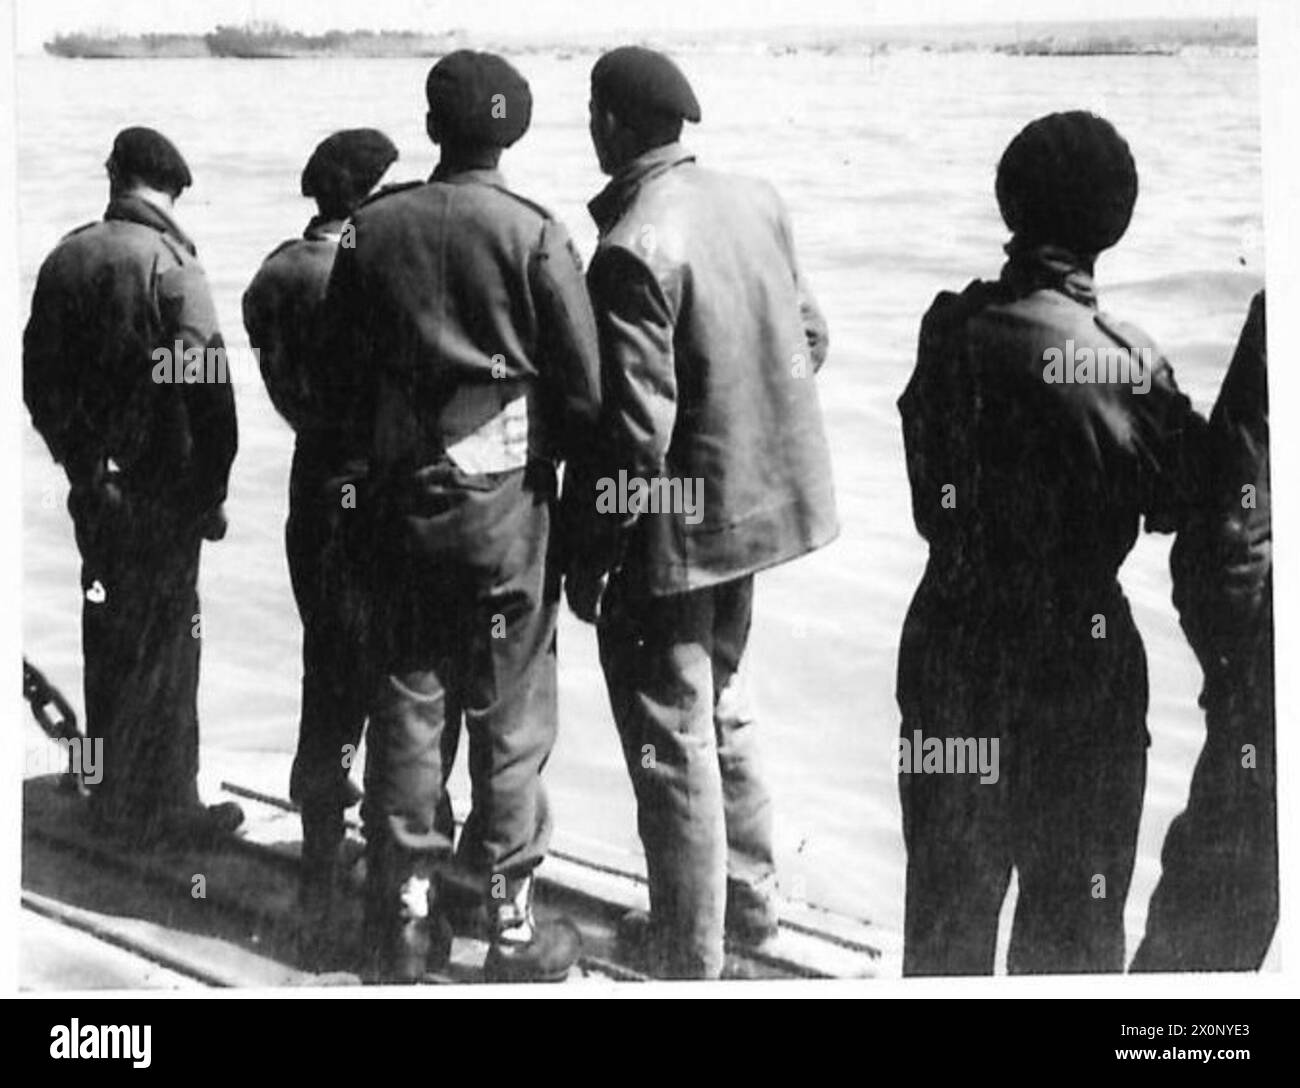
[112, 183, 176, 214]
[601, 128, 676, 176]
[437, 144, 502, 175]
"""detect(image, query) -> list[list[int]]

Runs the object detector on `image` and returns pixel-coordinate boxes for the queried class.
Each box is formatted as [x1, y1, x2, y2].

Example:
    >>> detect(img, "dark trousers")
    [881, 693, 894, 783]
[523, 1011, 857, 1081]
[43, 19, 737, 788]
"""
[361, 466, 558, 893]
[285, 483, 373, 811]
[1132, 674, 1277, 971]
[76, 491, 205, 838]
[899, 725, 1146, 975]
[597, 573, 776, 980]
[286, 452, 461, 837]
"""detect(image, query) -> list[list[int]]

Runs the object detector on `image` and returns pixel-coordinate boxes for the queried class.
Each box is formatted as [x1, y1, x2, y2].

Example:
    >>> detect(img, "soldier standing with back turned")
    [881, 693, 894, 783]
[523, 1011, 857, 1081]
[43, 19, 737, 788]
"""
[24, 127, 242, 846]
[565, 47, 839, 980]
[242, 129, 399, 958]
[320, 52, 603, 983]
[896, 112, 1207, 975]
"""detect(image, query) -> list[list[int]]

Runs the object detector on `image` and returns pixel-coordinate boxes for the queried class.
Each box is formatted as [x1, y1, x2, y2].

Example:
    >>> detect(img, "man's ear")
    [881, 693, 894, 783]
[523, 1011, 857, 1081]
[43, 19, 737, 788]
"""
[596, 105, 619, 142]
[426, 110, 441, 145]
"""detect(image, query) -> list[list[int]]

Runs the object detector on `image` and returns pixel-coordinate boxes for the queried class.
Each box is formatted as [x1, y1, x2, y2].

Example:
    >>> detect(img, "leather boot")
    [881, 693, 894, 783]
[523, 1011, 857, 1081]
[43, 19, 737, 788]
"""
[615, 908, 661, 976]
[483, 873, 581, 984]
[298, 804, 343, 970]
[364, 842, 452, 984]
[724, 876, 780, 947]
[440, 875, 491, 938]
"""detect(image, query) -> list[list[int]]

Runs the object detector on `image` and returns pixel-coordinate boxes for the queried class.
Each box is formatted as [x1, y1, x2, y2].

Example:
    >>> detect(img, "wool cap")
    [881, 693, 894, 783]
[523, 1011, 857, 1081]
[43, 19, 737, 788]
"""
[301, 129, 399, 215]
[996, 111, 1139, 255]
[426, 50, 532, 148]
[591, 46, 701, 128]
[107, 126, 192, 196]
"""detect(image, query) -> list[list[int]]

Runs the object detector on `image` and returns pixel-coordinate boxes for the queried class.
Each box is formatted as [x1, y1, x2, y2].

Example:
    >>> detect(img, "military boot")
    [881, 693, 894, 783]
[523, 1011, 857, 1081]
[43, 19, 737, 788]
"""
[363, 843, 453, 984]
[483, 873, 581, 984]
[297, 804, 343, 970]
[724, 876, 780, 947]
[439, 872, 491, 939]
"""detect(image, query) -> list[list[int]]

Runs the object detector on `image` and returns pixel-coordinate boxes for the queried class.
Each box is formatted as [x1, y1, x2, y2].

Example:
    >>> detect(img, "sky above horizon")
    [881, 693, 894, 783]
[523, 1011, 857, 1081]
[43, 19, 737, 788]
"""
[14, 0, 1259, 53]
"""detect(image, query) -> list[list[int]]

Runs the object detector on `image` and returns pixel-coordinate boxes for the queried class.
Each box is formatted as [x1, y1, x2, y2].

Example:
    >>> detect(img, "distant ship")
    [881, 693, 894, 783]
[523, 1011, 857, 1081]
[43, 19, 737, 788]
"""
[44, 33, 208, 59]
[45, 25, 467, 60]
[204, 26, 465, 59]
[996, 37, 1180, 57]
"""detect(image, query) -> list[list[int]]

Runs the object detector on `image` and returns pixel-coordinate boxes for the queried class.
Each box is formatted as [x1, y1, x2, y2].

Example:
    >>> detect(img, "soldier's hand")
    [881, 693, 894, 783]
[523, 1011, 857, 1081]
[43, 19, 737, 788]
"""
[566, 568, 609, 624]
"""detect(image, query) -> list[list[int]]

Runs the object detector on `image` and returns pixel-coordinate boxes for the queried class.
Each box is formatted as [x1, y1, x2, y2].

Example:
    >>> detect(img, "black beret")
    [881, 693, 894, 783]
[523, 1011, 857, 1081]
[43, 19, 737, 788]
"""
[996, 111, 1138, 255]
[591, 46, 701, 126]
[426, 50, 532, 148]
[301, 129, 399, 215]
[107, 126, 192, 195]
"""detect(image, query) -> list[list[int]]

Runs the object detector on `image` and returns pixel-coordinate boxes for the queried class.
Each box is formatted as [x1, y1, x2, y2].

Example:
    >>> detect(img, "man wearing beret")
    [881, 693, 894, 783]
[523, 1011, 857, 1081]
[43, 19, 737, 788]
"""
[895, 112, 1207, 974]
[566, 46, 838, 979]
[24, 127, 242, 846]
[243, 129, 399, 959]
[319, 51, 602, 983]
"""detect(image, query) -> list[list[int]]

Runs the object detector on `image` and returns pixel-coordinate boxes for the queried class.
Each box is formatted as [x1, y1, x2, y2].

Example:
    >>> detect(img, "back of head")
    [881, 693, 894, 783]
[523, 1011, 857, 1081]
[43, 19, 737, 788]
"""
[301, 128, 399, 219]
[996, 111, 1138, 258]
[425, 50, 532, 153]
[106, 126, 192, 198]
[590, 45, 701, 148]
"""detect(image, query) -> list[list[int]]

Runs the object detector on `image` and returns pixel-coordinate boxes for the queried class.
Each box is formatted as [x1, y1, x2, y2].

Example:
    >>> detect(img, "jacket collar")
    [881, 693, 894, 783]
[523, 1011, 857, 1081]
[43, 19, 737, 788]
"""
[1000, 239, 1098, 308]
[104, 193, 197, 256]
[429, 164, 507, 189]
[304, 214, 346, 242]
[588, 142, 696, 234]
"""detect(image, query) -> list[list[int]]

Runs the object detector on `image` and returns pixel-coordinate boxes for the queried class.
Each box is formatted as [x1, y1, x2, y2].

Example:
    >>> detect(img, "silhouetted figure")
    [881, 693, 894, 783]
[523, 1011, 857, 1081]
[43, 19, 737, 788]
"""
[897, 112, 1206, 974]
[243, 128, 398, 955]
[1133, 290, 1275, 971]
[24, 127, 242, 846]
